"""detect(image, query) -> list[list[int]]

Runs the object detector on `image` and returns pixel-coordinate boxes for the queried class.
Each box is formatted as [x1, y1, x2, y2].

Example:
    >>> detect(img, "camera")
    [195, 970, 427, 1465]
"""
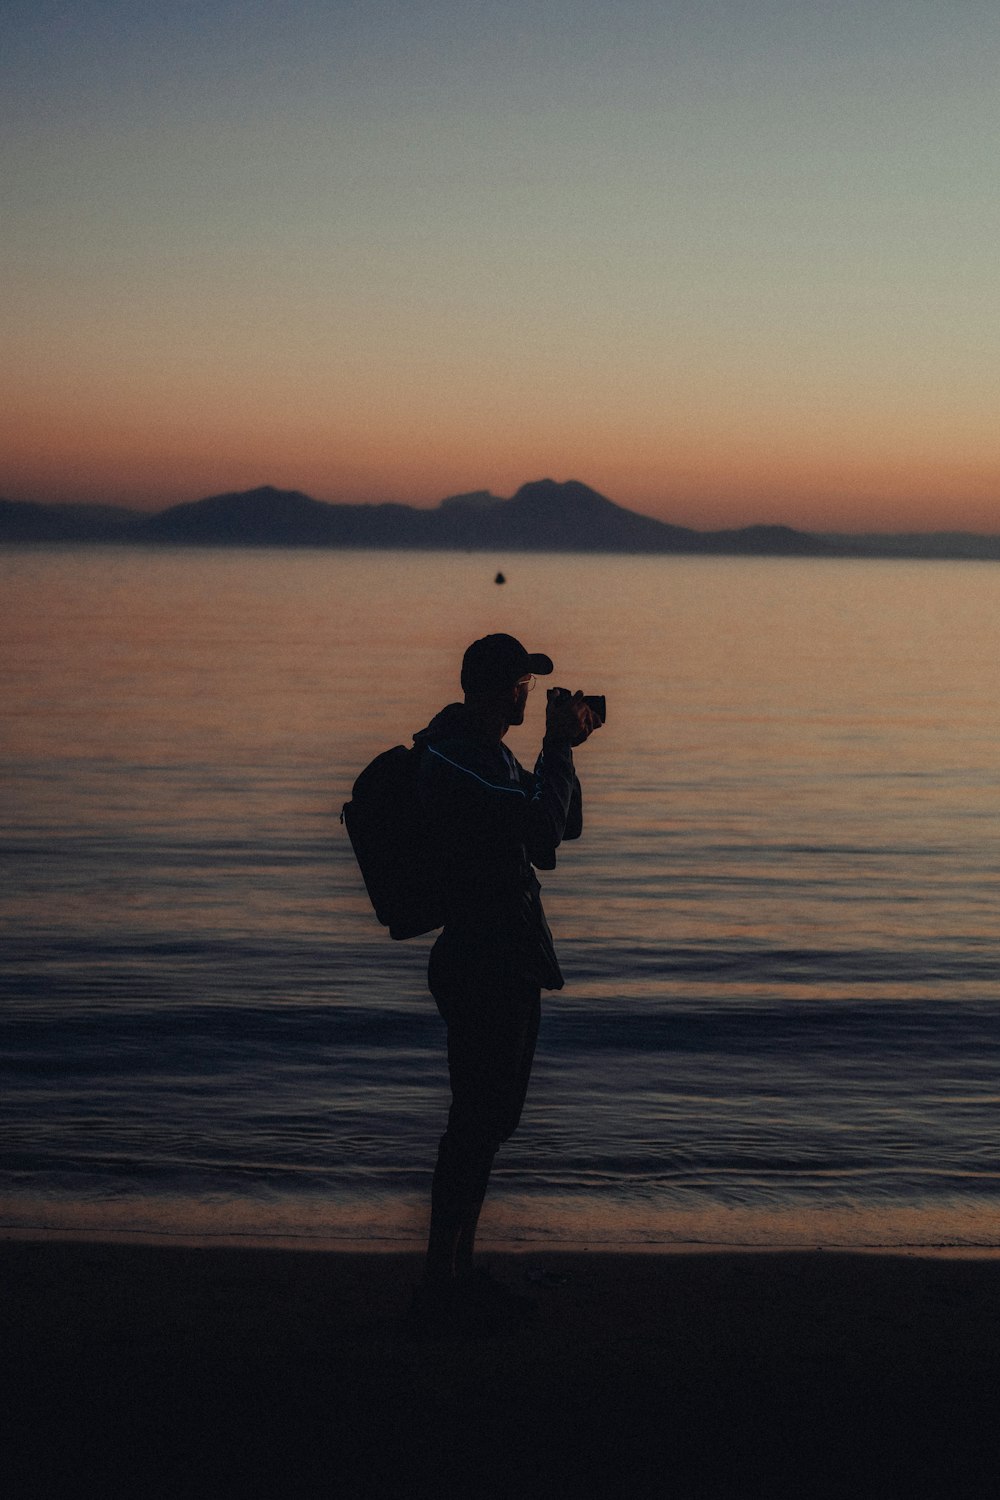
[549, 687, 606, 724]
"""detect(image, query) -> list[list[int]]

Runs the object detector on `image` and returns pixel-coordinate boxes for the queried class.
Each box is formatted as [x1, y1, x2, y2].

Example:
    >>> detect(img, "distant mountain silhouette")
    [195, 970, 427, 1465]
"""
[439, 489, 505, 510]
[141, 486, 351, 544]
[139, 486, 449, 547]
[817, 530, 1000, 561]
[131, 478, 833, 554]
[2, 481, 999, 560]
[695, 523, 835, 556]
[0, 498, 141, 542]
[478, 479, 700, 551]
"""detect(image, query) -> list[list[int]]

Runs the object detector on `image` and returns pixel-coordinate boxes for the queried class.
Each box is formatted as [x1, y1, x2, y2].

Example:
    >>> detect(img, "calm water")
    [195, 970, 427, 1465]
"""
[2, 547, 999, 1250]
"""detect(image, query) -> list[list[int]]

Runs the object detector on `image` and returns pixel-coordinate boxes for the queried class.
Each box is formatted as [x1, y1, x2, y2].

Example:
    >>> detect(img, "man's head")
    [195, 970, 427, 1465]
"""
[461, 632, 553, 730]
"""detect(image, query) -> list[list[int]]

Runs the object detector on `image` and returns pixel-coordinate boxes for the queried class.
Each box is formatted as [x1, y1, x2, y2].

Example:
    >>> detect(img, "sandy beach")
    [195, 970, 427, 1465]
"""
[4, 1240, 1000, 1499]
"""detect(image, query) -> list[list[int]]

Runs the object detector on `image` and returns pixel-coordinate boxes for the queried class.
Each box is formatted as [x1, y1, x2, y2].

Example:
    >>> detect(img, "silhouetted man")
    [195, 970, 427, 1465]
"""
[409, 633, 599, 1334]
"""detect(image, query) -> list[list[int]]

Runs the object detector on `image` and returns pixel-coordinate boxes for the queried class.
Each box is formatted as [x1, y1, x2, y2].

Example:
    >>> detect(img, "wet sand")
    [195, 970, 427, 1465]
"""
[4, 1240, 1000, 1498]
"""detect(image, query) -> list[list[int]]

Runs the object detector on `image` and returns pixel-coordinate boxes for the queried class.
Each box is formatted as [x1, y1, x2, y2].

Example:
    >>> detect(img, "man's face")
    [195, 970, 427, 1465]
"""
[506, 674, 532, 728]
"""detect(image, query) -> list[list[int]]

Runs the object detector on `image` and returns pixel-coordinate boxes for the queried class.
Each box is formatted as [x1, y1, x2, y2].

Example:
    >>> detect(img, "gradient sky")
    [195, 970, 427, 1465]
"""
[4, 0, 999, 530]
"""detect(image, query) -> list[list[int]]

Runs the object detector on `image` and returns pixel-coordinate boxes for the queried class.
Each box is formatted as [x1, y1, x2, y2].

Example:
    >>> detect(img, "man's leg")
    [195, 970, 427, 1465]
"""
[429, 984, 540, 1283]
[453, 981, 540, 1275]
[452, 1151, 496, 1278]
[424, 952, 540, 1289]
[424, 1131, 495, 1285]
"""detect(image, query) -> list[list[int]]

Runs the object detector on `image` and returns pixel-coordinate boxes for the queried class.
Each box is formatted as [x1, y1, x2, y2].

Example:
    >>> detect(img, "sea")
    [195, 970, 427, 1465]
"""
[2, 546, 999, 1252]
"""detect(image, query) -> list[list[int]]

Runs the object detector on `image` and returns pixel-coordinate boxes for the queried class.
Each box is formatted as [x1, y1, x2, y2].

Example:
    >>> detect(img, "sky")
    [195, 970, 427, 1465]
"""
[3, 0, 999, 532]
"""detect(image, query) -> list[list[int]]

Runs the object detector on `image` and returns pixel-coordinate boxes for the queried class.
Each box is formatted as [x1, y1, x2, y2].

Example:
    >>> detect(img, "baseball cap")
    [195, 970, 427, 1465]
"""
[461, 633, 554, 694]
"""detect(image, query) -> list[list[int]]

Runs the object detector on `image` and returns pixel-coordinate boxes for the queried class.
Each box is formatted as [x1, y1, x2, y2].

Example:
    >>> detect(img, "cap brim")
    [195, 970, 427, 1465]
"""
[525, 652, 554, 676]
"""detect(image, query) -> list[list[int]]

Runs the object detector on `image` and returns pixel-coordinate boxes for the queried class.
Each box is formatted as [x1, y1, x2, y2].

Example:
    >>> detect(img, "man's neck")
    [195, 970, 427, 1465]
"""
[462, 697, 509, 744]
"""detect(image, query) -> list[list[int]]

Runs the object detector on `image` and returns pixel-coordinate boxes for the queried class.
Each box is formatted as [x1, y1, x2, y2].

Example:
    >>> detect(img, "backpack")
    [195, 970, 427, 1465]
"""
[341, 743, 445, 940]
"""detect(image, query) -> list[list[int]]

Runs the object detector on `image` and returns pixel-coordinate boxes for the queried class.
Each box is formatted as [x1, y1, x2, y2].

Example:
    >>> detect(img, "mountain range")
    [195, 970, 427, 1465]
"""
[2, 479, 999, 560]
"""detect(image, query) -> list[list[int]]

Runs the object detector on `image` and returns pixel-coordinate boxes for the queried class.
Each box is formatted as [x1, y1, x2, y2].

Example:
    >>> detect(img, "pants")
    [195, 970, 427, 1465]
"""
[425, 935, 541, 1273]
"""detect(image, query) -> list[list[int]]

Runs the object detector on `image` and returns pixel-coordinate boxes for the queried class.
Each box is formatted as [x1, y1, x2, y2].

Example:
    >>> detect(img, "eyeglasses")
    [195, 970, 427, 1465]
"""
[516, 674, 535, 692]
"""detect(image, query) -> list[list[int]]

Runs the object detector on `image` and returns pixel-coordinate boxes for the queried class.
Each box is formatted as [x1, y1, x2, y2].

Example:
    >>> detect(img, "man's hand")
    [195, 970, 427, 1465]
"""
[546, 688, 601, 747]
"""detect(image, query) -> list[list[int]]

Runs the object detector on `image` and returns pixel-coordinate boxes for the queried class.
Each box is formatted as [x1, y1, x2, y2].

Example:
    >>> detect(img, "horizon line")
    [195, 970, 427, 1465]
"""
[4, 482, 1000, 541]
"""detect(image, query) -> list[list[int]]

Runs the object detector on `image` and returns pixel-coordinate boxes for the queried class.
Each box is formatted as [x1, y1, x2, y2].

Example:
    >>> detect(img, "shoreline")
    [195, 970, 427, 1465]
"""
[6, 1239, 1000, 1498]
[5, 1224, 1000, 1259]
[1, 1224, 1000, 1260]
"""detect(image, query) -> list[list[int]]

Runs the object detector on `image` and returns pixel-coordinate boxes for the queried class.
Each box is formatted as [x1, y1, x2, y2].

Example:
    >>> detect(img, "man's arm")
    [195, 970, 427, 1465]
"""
[419, 690, 596, 865]
[528, 690, 596, 856]
[530, 747, 587, 852]
[521, 733, 580, 867]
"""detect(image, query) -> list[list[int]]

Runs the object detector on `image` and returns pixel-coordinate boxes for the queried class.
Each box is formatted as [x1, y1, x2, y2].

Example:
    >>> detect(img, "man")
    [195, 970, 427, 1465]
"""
[409, 632, 599, 1334]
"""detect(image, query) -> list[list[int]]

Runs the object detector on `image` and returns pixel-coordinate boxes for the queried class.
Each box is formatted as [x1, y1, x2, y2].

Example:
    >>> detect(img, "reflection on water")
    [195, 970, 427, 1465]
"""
[2, 548, 999, 1248]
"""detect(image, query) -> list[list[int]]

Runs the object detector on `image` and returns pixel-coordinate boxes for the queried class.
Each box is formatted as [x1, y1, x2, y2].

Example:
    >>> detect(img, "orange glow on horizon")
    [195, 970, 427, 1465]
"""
[4, 401, 999, 536]
[4, 271, 999, 533]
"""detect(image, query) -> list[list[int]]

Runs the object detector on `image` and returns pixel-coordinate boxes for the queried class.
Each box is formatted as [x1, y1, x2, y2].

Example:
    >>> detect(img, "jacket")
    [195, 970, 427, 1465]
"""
[413, 702, 582, 989]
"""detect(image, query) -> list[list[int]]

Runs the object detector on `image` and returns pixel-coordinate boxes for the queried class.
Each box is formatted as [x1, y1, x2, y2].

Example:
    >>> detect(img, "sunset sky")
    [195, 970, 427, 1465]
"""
[4, 0, 999, 532]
